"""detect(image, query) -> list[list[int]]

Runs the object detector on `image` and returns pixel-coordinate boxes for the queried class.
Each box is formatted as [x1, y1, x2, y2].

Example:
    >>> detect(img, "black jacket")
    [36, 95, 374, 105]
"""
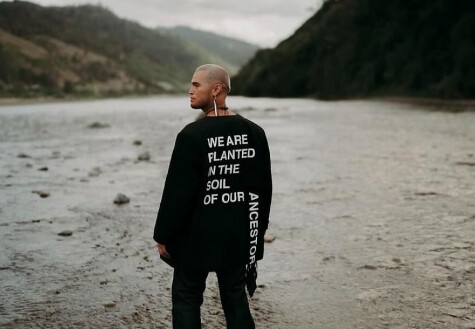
[153, 113, 272, 271]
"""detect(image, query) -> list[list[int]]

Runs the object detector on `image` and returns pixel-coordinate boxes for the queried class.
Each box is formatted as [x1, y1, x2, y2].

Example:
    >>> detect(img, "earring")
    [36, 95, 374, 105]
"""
[213, 96, 218, 117]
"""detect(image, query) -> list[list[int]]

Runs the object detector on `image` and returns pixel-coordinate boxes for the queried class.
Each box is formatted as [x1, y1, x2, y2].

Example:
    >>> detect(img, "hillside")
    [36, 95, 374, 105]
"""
[0, 1, 230, 98]
[158, 26, 260, 75]
[232, 0, 475, 100]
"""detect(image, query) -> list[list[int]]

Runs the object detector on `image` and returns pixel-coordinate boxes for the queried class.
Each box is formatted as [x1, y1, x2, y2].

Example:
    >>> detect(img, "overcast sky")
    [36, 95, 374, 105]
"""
[28, 0, 323, 47]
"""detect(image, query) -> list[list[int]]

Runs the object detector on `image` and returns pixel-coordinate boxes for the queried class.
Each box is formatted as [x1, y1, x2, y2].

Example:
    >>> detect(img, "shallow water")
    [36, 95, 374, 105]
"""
[0, 96, 474, 328]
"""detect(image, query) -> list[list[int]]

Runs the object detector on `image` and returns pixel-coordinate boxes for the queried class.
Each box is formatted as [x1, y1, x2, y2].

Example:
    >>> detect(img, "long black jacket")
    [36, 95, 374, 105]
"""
[153, 113, 272, 271]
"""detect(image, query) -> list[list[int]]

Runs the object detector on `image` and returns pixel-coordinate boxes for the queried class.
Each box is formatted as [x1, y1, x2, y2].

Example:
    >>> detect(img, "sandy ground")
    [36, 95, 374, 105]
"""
[0, 96, 474, 328]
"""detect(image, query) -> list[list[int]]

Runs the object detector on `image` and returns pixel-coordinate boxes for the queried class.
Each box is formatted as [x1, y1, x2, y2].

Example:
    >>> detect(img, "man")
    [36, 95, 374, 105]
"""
[153, 64, 272, 329]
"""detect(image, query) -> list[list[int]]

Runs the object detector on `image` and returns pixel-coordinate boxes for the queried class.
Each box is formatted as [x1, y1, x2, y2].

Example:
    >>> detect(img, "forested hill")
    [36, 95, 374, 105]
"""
[232, 0, 475, 100]
[158, 26, 260, 74]
[0, 1, 240, 98]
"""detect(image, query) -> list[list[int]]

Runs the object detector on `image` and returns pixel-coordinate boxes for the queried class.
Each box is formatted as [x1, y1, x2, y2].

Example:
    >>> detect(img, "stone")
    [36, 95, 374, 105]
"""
[264, 233, 276, 243]
[114, 193, 130, 204]
[88, 122, 110, 128]
[32, 190, 50, 198]
[88, 167, 102, 177]
[137, 151, 150, 161]
[358, 264, 378, 270]
[455, 161, 475, 166]
[415, 191, 439, 196]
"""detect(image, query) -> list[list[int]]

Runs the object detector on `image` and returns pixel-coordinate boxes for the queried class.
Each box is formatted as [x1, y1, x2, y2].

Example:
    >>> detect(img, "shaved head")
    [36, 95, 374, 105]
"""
[195, 64, 231, 94]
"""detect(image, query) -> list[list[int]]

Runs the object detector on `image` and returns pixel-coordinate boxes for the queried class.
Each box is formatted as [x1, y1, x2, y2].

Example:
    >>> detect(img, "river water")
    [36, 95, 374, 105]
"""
[0, 96, 474, 328]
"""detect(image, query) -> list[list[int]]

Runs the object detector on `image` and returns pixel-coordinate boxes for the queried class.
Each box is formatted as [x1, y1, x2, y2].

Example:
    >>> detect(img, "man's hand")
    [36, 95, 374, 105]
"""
[157, 243, 171, 259]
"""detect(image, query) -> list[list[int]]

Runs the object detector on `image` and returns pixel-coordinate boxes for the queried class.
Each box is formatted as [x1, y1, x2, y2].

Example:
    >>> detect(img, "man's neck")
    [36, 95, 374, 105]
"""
[203, 103, 227, 116]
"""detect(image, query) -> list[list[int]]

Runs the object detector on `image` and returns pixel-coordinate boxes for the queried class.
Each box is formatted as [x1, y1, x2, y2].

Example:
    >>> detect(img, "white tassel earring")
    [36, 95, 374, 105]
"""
[213, 96, 218, 117]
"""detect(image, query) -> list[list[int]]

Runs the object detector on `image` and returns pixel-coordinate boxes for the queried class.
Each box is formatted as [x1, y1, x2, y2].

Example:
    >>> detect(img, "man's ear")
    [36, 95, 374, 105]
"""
[213, 84, 222, 96]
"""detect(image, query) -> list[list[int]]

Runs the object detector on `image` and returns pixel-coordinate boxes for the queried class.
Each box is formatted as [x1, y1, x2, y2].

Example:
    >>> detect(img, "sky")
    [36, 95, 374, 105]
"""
[27, 0, 324, 47]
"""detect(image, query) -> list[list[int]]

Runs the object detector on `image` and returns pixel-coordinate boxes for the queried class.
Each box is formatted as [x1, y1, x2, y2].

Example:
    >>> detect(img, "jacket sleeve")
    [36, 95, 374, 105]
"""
[153, 131, 202, 245]
[260, 130, 272, 232]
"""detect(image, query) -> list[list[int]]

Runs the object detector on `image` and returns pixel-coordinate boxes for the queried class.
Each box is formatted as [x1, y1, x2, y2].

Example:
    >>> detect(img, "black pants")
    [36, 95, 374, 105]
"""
[171, 265, 255, 329]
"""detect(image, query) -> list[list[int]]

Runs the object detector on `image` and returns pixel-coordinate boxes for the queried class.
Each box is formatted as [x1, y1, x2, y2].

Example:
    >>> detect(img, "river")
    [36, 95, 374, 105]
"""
[0, 96, 474, 328]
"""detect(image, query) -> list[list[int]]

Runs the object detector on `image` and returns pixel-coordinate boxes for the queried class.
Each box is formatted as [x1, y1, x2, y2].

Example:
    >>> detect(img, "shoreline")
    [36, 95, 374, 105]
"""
[0, 93, 182, 107]
[369, 96, 475, 112]
[2, 94, 475, 110]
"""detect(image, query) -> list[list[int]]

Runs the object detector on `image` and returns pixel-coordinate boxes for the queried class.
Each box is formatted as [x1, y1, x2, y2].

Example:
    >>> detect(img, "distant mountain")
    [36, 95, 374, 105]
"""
[158, 26, 260, 75]
[0, 1, 231, 98]
[232, 0, 475, 100]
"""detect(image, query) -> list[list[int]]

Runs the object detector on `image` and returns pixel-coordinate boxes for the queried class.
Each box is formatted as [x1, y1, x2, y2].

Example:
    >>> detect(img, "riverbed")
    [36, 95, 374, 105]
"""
[0, 96, 474, 328]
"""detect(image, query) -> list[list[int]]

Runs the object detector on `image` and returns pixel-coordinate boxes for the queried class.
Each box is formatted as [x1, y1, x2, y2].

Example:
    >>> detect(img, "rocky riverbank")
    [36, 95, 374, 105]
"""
[0, 96, 473, 328]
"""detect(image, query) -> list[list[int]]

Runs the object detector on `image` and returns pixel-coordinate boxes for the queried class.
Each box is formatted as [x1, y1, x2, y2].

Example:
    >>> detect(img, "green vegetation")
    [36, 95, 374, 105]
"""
[0, 1, 255, 99]
[233, 0, 475, 100]
[159, 26, 260, 74]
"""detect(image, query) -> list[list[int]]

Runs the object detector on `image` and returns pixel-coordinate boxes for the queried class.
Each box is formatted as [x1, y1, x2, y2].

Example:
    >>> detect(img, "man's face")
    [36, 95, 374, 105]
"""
[189, 70, 214, 110]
